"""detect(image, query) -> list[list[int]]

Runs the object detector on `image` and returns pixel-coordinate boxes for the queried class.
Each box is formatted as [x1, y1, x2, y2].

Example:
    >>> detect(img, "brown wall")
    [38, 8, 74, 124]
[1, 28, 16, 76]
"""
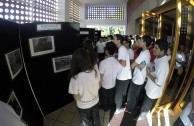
[127, 0, 145, 35]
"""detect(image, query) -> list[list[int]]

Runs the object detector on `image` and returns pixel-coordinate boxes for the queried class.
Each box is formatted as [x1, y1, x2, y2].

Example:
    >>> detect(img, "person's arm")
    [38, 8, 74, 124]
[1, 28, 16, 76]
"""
[190, 89, 194, 114]
[99, 73, 103, 87]
[118, 59, 126, 67]
[72, 94, 80, 101]
[146, 67, 160, 86]
[131, 61, 138, 69]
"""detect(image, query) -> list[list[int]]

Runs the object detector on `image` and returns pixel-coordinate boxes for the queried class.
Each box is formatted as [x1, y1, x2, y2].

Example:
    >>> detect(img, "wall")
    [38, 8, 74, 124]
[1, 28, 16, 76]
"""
[79, 3, 128, 35]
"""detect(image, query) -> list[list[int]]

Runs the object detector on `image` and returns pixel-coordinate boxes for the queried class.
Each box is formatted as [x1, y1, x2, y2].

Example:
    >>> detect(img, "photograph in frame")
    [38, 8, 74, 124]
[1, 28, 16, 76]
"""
[29, 36, 55, 57]
[7, 91, 23, 118]
[5, 48, 23, 80]
[52, 55, 72, 73]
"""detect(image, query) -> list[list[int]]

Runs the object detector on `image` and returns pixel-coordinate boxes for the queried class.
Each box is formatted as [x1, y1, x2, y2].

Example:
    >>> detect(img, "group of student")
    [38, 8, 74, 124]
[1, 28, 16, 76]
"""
[68, 34, 170, 126]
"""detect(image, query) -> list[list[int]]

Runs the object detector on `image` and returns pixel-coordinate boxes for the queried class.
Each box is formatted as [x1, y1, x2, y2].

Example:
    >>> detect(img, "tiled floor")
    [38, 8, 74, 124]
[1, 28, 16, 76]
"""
[44, 101, 178, 126]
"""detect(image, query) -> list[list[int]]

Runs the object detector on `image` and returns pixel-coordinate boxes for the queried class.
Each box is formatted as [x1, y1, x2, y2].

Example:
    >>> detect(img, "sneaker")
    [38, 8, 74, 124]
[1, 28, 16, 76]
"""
[114, 108, 124, 114]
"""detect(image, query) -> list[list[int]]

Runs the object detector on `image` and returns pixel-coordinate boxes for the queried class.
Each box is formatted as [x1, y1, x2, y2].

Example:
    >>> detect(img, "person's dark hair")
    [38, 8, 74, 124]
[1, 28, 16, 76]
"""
[82, 39, 98, 66]
[135, 35, 141, 41]
[107, 35, 113, 40]
[114, 34, 124, 44]
[142, 35, 152, 47]
[105, 42, 117, 55]
[123, 38, 132, 48]
[70, 48, 93, 79]
[155, 39, 169, 54]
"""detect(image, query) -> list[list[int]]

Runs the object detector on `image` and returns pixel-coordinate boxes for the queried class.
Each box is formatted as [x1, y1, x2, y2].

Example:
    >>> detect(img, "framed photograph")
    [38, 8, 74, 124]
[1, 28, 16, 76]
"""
[52, 55, 72, 73]
[29, 36, 55, 57]
[7, 91, 23, 118]
[5, 48, 23, 80]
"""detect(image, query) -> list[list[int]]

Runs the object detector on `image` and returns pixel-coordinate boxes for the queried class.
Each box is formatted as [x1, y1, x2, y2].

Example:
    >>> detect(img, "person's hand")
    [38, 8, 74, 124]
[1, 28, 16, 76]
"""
[146, 67, 150, 74]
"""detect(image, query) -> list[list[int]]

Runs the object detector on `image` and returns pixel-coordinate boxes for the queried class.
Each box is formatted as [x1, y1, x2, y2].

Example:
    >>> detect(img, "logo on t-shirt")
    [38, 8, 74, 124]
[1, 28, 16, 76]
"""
[138, 61, 146, 71]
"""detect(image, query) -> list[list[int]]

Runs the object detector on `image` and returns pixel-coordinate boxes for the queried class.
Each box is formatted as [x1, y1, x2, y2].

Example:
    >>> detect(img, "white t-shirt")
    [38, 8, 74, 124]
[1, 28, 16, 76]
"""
[175, 52, 186, 69]
[128, 49, 134, 60]
[96, 41, 106, 53]
[117, 45, 132, 80]
[99, 57, 118, 89]
[68, 70, 100, 109]
[145, 55, 169, 99]
[0, 101, 25, 126]
[132, 50, 150, 85]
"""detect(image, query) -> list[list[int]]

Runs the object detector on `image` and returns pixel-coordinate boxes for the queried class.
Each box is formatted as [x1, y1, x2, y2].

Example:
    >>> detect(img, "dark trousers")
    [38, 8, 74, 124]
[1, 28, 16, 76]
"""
[98, 53, 105, 62]
[78, 103, 100, 126]
[127, 81, 144, 112]
[99, 87, 115, 111]
[115, 79, 130, 109]
[139, 95, 156, 117]
[173, 117, 185, 126]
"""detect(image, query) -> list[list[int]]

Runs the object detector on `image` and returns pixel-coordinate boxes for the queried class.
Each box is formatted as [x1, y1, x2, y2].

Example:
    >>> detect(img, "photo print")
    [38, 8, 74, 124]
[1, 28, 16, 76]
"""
[29, 36, 55, 57]
[5, 48, 23, 79]
[52, 55, 72, 73]
[7, 91, 23, 118]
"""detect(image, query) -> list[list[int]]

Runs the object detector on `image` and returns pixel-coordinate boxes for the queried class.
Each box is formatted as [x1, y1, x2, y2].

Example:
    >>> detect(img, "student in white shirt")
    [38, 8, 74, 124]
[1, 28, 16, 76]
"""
[123, 38, 134, 64]
[0, 100, 26, 126]
[68, 48, 100, 126]
[136, 39, 169, 120]
[113, 34, 132, 114]
[99, 42, 118, 112]
[96, 37, 106, 61]
[126, 35, 152, 113]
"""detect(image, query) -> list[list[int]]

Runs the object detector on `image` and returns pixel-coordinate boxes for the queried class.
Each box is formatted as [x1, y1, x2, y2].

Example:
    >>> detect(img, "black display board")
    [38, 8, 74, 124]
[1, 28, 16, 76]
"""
[20, 22, 80, 115]
[0, 19, 43, 126]
[80, 28, 95, 46]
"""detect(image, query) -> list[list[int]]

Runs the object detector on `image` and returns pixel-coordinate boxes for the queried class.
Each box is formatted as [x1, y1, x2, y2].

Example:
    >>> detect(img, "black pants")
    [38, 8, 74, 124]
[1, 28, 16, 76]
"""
[127, 81, 144, 112]
[78, 103, 100, 126]
[115, 79, 130, 109]
[98, 53, 105, 62]
[99, 87, 115, 111]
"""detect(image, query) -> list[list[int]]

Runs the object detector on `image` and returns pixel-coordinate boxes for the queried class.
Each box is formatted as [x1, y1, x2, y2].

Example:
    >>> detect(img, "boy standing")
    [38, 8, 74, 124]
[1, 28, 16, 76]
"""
[137, 39, 169, 120]
[113, 34, 132, 114]
[99, 42, 118, 111]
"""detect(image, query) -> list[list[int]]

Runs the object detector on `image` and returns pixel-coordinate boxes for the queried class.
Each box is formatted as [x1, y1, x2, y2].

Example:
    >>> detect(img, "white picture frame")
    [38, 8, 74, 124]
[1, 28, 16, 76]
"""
[7, 91, 23, 118]
[5, 48, 23, 80]
[52, 55, 72, 73]
[29, 36, 55, 57]
[37, 24, 61, 31]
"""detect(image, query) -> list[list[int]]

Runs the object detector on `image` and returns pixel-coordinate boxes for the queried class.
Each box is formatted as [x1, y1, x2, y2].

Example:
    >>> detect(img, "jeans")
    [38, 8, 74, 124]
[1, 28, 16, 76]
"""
[139, 95, 156, 117]
[127, 81, 143, 112]
[78, 103, 100, 126]
[115, 79, 130, 109]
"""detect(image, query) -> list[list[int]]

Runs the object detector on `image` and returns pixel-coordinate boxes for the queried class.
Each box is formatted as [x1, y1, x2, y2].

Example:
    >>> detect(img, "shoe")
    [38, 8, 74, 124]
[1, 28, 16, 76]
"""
[134, 115, 145, 121]
[114, 108, 124, 114]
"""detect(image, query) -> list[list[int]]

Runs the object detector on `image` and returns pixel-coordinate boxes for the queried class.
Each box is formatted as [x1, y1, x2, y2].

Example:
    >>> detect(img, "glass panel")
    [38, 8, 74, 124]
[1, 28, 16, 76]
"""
[160, 5, 194, 106]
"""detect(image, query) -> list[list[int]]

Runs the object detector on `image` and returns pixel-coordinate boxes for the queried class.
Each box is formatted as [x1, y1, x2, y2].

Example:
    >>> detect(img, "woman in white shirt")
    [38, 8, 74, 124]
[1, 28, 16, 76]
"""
[68, 48, 100, 126]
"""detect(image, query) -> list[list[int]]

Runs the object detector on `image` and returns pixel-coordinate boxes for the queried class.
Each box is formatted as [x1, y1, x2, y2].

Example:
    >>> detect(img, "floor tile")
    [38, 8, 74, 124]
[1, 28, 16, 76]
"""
[104, 111, 110, 119]
[63, 101, 77, 113]
[46, 109, 62, 120]
[99, 109, 105, 118]
[54, 121, 69, 126]
[103, 118, 109, 126]
[57, 111, 75, 124]
[70, 113, 82, 126]
[44, 117, 55, 126]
